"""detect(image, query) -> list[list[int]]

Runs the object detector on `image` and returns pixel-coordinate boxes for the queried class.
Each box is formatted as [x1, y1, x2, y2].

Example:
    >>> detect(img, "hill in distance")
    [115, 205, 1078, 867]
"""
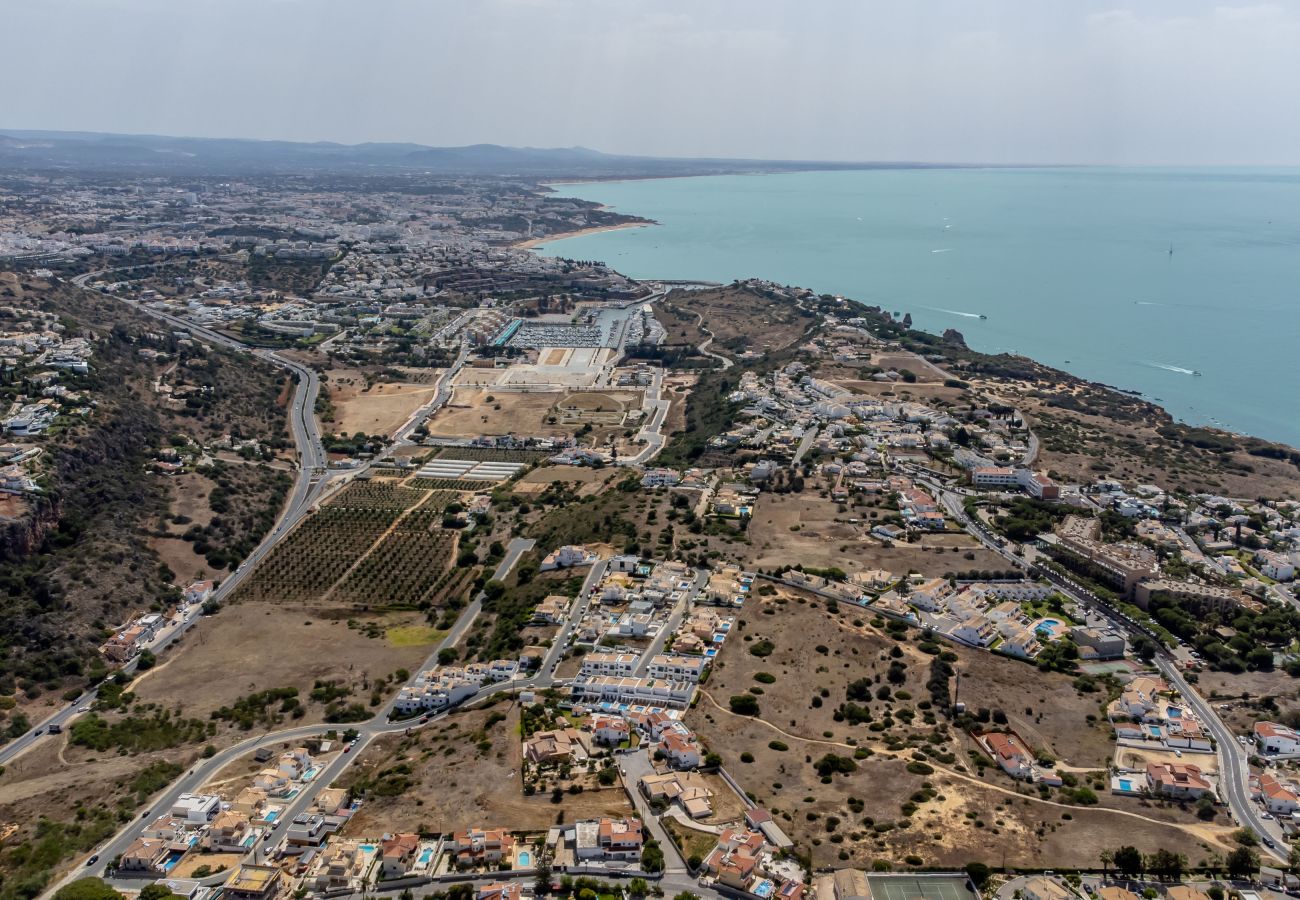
[0, 128, 952, 177]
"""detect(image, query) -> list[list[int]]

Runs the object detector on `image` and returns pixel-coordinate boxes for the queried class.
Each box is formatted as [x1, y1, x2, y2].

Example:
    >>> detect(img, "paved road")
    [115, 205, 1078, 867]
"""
[1157, 657, 1285, 853]
[622, 369, 670, 467]
[392, 344, 469, 447]
[633, 570, 705, 677]
[0, 279, 337, 768]
[911, 467, 1288, 860]
[791, 425, 820, 468]
[619, 749, 689, 875]
[539, 560, 608, 677]
[65, 539, 540, 891]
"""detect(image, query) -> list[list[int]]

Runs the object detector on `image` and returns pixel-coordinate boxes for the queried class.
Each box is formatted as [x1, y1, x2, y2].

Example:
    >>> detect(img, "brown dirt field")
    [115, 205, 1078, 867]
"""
[429, 390, 562, 438]
[151, 535, 219, 583]
[663, 286, 811, 355]
[129, 601, 430, 728]
[743, 493, 1007, 574]
[1011, 389, 1300, 500]
[337, 700, 632, 835]
[512, 466, 619, 497]
[661, 374, 696, 437]
[170, 852, 244, 878]
[871, 353, 949, 382]
[954, 650, 1116, 768]
[690, 593, 1229, 867]
[328, 373, 441, 437]
[0, 494, 29, 519]
[168, 472, 219, 527]
[1193, 669, 1300, 736]
[148, 471, 222, 581]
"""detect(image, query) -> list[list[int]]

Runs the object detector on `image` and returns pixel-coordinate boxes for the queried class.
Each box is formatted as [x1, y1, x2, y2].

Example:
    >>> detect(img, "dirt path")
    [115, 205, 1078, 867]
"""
[695, 689, 1234, 848]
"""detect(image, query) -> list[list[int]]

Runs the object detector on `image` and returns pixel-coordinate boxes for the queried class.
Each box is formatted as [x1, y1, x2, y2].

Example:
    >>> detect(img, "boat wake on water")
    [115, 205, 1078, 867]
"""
[930, 248, 953, 254]
[924, 306, 985, 320]
[1146, 361, 1202, 376]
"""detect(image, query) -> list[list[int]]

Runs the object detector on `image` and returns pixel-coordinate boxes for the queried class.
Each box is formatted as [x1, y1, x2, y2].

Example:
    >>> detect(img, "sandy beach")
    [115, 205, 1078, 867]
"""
[515, 220, 647, 249]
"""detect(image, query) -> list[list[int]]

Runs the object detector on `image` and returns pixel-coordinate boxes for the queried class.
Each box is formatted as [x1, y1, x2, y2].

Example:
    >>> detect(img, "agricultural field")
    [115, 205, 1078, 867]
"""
[233, 505, 396, 604]
[332, 516, 457, 607]
[432, 447, 548, 464]
[325, 479, 427, 511]
[404, 477, 491, 492]
[234, 480, 469, 608]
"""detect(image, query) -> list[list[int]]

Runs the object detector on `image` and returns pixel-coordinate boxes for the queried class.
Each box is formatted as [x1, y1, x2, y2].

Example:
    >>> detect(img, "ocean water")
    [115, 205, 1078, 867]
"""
[534, 168, 1300, 449]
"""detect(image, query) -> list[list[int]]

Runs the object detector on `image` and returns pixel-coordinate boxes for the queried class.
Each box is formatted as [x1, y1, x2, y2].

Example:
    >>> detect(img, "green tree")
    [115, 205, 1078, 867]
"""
[964, 863, 991, 890]
[1113, 845, 1144, 878]
[139, 887, 177, 900]
[1227, 846, 1260, 879]
[1146, 849, 1185, 882]
[55, 879, 125, 900]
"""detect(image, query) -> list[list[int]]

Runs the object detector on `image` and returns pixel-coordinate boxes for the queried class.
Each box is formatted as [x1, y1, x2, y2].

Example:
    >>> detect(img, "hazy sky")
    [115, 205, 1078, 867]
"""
[4, 0, 1299, 164]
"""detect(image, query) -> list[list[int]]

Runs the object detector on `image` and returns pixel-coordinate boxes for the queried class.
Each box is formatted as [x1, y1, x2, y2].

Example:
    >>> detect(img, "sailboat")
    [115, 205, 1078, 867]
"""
[1168, 243, 1174, 257]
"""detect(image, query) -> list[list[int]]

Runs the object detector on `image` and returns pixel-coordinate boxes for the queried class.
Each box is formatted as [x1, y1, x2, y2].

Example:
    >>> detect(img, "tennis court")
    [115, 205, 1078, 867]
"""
[867, 875, 973, 900]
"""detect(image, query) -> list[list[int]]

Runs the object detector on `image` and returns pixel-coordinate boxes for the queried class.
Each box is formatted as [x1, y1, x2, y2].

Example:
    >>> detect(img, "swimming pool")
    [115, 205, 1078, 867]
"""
[1167, 707, 1183, 718]
[754, 881, 775, 898]
[1119, 779, 1134, 791]
[264, 810, 279, 822]
[360, 844, 378, 853]
[518, 851, 532, 867]
[1149, 725, 1163, 736]
[419, 848, 434, 864]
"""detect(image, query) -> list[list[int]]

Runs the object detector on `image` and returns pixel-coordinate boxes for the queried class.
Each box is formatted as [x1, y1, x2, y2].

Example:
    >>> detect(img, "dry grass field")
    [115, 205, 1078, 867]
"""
[428, 389, 562, 438]
[336, 701, 632, 835]
[688, 591, 1229, 868]
[129, 602, 430, 726]
[743, 493, 1008, 574]
[512, 465, 620, 497]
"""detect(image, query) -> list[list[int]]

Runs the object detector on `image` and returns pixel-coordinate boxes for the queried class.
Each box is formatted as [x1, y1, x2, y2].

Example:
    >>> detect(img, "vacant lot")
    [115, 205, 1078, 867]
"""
[744, 493, 1007, 574]
[429, 389, 562, 438]
[129, 602, 429, 728]
[690, 592, 1226, 868]
[329, 375, 440, 438]
[337, 700, 631, 835]
[663, 285, 813, 355]
[513, 465, 619, 497]
[1195, 669, 1300, 737]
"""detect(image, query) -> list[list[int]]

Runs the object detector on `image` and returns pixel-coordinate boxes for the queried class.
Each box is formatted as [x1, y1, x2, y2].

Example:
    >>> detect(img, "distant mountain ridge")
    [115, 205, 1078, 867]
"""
[0, 128, 945, 177]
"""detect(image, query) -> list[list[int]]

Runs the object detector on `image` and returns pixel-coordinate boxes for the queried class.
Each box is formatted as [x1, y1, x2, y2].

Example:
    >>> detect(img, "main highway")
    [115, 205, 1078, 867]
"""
[1, 273, 337, 767]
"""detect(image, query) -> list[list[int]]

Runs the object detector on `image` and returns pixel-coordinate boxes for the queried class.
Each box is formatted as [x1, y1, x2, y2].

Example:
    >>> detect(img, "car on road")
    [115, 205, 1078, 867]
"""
[34, 729, 42, 736]
[343, 744, 351, 753]
[1264, 837, 1276, 849]
[86, 855, 99, 866]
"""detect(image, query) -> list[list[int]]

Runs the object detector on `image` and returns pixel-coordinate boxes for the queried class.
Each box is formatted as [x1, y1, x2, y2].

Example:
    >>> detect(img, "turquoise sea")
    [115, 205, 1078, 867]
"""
[535, 168, 1300, 449]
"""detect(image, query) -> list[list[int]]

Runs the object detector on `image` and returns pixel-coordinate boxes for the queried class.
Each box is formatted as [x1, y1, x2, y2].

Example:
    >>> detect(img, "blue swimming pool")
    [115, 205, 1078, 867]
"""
[1119, 779, 1134, 791]
[419, 848, 433, 864]
[264, 810, 279, 822]
[518, 851, 532, 867]
[1168, 707, 1183, 718]
[754, 881, 775, 898]
[1150, 725, 1163, 736]
[360, 844, 378, 853]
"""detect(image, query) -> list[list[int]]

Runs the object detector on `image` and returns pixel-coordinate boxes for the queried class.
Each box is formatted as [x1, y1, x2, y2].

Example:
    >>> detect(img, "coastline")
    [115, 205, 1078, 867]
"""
[515, 220, 649, 250]
[531, 171, 1300, 451]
